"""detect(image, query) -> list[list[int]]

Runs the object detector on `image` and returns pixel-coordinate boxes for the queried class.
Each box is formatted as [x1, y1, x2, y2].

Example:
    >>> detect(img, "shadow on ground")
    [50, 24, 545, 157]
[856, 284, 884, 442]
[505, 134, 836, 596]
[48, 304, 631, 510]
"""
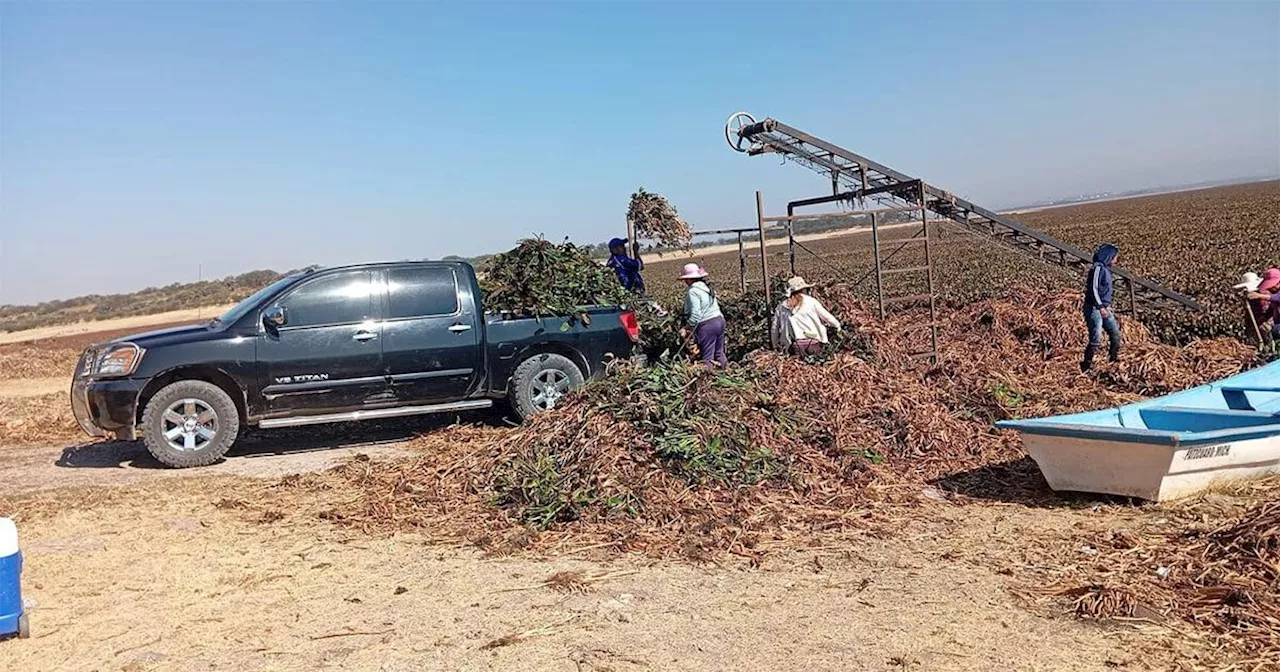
[55, 409, 513, 471]
[931, 457, 1146, 509]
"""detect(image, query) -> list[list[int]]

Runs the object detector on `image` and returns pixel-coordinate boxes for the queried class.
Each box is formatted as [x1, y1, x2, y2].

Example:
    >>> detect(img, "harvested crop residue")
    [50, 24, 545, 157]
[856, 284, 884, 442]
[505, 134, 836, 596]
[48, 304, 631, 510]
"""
[1015, 477, 1280, 669]
[228, 289, 1270, 666]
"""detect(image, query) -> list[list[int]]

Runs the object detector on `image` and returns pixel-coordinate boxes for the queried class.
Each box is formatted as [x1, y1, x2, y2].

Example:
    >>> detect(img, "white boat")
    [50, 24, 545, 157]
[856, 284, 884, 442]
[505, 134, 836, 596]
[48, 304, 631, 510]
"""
[996, 360, 1280, 501]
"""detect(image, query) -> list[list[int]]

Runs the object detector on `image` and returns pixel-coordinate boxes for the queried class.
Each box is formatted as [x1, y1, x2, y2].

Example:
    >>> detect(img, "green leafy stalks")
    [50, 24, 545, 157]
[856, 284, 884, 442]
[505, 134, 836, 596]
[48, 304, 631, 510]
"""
[481, 237, 634, 323]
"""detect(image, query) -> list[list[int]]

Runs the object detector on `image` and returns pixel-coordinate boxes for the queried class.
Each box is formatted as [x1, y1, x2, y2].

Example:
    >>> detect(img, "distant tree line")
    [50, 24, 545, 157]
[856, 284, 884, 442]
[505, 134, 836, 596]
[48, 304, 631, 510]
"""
[0, 269, 284, 333]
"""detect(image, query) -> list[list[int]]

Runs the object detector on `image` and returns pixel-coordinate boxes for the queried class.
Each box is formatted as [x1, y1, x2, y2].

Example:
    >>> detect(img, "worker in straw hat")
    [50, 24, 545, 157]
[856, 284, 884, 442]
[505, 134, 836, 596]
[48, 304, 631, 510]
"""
[1243, 268, 1280, 343]
[678, 263, 727, 368]
[1235, 271, 1267, 342]
[771, 276, 842, 357]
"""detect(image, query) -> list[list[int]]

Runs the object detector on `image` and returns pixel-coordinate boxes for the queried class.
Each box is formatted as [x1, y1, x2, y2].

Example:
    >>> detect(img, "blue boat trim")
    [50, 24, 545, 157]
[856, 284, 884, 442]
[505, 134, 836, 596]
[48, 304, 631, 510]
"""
[996, 360, 1280, 447]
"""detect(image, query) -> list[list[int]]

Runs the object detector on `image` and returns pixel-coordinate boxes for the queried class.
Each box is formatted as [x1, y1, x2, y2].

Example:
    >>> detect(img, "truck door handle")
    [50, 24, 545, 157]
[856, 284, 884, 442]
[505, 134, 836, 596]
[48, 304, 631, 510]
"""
[353, 331, 379, 342]
[448, 324, 472, 333]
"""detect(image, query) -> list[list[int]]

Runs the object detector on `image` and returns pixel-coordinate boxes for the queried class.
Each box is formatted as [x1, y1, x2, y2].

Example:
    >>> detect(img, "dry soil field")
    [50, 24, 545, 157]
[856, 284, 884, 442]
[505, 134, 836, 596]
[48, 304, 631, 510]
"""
[0, 183, 1276, 671]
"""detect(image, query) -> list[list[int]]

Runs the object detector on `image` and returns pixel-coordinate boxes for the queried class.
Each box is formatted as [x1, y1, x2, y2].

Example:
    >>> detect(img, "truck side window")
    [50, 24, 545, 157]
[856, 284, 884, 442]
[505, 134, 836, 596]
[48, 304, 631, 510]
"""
[387, 267, 459, 318]
[280, 271, 374, 328]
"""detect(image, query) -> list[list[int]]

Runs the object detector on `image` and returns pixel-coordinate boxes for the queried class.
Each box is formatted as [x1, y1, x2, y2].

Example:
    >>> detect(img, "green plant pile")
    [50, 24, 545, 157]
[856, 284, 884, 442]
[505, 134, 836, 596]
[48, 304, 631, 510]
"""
[480, 238, 634, 323]
[492, 362, 795, 527]
[627, 187, 693, 249]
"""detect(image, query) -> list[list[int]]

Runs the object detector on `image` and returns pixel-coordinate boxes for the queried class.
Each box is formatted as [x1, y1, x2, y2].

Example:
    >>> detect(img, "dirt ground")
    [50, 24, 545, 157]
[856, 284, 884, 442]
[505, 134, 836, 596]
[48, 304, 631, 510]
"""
[2, 437, 1180, 672]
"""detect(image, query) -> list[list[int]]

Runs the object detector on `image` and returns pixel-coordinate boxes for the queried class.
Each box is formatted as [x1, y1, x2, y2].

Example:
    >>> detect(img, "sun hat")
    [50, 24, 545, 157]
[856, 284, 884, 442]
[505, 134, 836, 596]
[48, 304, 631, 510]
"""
[786, 276, 814, 295]
[679, 263, 708, 280]
[1260, 268, 1280, 292]
[1234, 272, 1262, 292]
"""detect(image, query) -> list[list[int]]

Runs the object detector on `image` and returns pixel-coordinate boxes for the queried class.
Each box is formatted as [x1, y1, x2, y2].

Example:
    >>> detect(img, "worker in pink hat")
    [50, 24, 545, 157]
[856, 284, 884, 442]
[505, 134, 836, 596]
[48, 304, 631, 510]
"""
[679, 263, 727, 368]
[1244, 268, 1280, 342]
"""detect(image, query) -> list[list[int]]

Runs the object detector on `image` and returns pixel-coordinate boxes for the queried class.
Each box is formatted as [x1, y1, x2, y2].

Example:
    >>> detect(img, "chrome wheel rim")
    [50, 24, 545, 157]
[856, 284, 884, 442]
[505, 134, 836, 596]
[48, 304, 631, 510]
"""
[161, 398, 219, 451]
[530, 369, 571, 411]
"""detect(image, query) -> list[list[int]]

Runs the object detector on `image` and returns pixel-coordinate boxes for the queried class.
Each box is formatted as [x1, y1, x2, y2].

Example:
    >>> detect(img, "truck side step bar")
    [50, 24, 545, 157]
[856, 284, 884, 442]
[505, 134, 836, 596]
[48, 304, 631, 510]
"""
[258, 399, 493, 429]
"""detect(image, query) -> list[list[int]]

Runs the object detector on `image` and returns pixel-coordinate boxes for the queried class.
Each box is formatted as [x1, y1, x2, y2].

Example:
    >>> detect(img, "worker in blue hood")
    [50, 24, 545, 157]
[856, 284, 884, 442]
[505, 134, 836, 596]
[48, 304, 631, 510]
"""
[1081, 243, 1121, 371]
[606, 237, 645, 293]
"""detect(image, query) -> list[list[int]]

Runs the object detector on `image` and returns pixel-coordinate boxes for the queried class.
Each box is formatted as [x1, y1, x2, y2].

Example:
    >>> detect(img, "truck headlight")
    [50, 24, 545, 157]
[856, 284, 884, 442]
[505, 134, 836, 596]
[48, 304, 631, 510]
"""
[96, 344, 144, 377]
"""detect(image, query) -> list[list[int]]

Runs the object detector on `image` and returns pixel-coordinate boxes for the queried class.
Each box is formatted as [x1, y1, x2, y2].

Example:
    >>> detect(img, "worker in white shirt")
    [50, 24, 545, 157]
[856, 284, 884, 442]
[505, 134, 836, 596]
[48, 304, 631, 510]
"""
[770, 277, 842, 357]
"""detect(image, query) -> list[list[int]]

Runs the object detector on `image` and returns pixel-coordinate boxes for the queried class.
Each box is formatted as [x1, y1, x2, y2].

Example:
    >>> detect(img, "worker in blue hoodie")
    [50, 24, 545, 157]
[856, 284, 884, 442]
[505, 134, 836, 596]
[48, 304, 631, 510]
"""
[1082, 243, 1122, 371]
[605, 238, 645, 294]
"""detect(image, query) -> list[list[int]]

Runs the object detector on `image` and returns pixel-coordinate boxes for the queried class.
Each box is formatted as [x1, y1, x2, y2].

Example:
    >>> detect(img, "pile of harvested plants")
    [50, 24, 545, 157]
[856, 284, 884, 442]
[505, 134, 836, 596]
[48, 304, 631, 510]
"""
[264, 287, 1258, 550]
[627, 187, 692, 249]
[480, 238, 634, 323]
[1026, 478, 1280, 666]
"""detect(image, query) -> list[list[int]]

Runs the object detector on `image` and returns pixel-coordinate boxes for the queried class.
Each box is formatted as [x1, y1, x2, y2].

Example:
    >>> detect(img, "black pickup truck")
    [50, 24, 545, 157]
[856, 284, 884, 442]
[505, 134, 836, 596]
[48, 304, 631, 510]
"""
[70, 261, 640, 468]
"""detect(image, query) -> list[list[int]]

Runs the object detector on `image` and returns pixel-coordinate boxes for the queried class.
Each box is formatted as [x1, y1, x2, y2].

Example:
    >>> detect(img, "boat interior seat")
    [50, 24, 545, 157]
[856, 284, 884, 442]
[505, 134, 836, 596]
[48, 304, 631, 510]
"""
[1219, 385, 1280, 413]
[1142, 406, 1280, 433]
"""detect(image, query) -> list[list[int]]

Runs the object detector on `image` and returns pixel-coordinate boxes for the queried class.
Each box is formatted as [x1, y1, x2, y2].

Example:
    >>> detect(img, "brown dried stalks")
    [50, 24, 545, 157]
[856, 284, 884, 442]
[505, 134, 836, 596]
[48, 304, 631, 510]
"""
[627, 187, 692, 249]
[264, 289, 1256, 549]
[1032, 480, 1280, 664]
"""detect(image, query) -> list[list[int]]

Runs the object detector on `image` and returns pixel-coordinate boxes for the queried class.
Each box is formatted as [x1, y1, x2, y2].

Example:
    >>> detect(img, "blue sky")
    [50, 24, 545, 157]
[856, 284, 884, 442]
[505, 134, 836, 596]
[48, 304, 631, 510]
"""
[2, 1, 1277, 304]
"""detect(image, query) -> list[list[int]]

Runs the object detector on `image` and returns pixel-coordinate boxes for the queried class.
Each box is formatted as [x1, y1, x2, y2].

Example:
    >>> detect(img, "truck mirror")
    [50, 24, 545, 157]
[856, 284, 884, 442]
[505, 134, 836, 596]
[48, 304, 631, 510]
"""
[264, 306, 287, 327]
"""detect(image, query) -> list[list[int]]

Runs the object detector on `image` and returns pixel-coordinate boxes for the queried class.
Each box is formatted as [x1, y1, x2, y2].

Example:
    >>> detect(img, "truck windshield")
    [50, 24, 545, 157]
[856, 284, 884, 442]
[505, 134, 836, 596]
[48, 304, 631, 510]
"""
[215, 276, 301, 326]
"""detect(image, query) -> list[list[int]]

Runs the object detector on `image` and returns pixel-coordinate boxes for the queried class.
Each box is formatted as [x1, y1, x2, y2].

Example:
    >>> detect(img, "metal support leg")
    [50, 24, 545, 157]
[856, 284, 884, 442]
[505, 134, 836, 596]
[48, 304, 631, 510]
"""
[871, 212, 885, 321]
[921, 182, 938, 362]
[787, 223, 796, 276]
[737, 232, 746, 292]
[756, 190, 770, 303]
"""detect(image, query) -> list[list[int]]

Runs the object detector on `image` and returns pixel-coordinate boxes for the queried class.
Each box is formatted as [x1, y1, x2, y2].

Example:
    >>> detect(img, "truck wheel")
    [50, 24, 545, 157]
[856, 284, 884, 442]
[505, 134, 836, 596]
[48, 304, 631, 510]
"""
[141, 380, 240, 468]
[510, 353, 585, 420]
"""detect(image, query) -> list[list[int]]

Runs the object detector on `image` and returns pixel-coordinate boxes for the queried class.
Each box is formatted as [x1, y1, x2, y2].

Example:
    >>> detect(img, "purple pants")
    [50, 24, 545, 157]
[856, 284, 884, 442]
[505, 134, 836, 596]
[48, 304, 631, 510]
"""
[693, 316, 728, 368]
[791, 339, 822, 356]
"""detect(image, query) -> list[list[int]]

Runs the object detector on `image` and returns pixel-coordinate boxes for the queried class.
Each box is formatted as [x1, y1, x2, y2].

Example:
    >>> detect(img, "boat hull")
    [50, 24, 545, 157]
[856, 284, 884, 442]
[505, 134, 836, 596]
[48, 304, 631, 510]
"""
[1023, 432, 1280, 501]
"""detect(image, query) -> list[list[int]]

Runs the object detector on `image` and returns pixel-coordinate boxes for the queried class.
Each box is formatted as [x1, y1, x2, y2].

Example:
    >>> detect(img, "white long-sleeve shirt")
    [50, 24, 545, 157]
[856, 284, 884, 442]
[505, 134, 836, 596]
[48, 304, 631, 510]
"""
[770, 295, 841, 351]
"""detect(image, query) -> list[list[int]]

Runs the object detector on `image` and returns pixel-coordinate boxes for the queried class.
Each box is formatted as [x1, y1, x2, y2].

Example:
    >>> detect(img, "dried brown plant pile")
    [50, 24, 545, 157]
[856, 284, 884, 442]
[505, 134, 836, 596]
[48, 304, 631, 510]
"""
[627, 187, 692, 249]
[1028, 479, 1280, 666]
[266, 288, 1258, 560]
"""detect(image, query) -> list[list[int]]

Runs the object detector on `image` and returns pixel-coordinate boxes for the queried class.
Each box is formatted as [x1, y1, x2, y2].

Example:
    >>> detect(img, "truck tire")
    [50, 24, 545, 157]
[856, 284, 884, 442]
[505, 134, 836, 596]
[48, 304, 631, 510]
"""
[141, 380, 240, 468]
[510, 353, 585, 420]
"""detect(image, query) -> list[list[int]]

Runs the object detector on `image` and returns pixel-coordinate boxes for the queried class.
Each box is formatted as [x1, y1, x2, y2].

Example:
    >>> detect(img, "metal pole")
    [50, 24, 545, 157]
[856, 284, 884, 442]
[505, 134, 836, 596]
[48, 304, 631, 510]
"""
[626, 217, 637, 259]
[737, 232, 746, 292]
[756, 190, 770, 303]
[1244, 296, 1265, 344]
[859, 165, 869, 209]
[921, 182, 938, 360]
[786, 202, 796, 276]
[871, 212, 885, 321]
[1128, 279, 1139, 319]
